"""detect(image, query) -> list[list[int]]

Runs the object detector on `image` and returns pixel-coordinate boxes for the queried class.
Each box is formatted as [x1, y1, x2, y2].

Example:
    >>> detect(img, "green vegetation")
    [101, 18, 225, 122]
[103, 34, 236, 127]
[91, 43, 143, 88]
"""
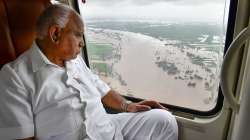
[191, 56, 205, 66]
[87, 42, 113, 60]
[155, 61, 179, 75]
[87, 42, 113, 76]
[186, 52, 215, 70]
[87, 21, 222, 43]
[91, 62, 112, 76]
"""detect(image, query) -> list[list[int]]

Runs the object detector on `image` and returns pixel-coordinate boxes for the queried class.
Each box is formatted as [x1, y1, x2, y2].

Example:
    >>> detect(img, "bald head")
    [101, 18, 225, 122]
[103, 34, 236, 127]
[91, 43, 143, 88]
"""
[35, 4, 85, 67]
[36, 4, 83, 39]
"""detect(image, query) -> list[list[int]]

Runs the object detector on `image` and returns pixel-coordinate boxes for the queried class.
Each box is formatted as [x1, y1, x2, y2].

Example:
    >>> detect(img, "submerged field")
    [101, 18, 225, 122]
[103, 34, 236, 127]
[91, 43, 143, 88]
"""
[86, 20, 224, 111]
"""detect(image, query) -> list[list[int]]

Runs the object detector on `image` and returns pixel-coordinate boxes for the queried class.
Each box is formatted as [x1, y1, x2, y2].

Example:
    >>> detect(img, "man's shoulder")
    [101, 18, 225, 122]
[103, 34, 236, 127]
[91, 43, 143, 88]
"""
[1, 48, 32, 76]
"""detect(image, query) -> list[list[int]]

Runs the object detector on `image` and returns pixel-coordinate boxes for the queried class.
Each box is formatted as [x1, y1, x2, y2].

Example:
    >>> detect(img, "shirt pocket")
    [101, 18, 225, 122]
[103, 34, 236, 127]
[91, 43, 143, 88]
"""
[35, 100, 77, 140]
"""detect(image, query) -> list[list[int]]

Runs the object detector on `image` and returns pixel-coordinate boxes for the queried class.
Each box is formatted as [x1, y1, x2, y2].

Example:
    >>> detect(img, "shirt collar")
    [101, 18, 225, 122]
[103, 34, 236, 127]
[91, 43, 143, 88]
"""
[30, 41, 55, 72]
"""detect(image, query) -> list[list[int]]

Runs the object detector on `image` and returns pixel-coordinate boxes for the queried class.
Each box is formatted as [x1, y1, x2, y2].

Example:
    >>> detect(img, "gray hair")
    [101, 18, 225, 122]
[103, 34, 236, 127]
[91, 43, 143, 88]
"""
[36, 4, 74, 39]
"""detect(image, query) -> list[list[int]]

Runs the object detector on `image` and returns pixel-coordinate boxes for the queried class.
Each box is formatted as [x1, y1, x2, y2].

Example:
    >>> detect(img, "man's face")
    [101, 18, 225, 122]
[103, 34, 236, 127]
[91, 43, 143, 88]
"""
[57, 15, 85, 61]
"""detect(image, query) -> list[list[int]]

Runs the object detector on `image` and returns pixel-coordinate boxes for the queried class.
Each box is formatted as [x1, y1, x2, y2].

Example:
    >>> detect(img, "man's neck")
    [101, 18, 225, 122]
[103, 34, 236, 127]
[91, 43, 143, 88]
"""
[36, 39, 65, 67]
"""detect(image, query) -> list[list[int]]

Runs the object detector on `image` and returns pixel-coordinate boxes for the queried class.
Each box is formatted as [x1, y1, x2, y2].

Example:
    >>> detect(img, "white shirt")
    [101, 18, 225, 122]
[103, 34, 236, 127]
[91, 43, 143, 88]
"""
[0, 42, 117, 140]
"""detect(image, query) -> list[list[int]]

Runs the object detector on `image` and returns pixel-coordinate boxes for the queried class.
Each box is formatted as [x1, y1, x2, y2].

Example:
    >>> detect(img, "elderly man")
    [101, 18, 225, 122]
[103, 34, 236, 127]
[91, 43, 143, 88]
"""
[0, 4, 178, 140]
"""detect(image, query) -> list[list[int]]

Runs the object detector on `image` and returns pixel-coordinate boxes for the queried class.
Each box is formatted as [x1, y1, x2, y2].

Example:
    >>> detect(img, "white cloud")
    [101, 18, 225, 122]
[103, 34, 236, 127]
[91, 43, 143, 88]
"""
[80, 0, 227, 23]
[85, 0, 225, 6]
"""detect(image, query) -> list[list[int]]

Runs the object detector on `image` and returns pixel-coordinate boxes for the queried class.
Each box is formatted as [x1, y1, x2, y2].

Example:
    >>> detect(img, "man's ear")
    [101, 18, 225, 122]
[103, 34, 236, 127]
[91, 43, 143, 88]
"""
[48, 25, 61, 43]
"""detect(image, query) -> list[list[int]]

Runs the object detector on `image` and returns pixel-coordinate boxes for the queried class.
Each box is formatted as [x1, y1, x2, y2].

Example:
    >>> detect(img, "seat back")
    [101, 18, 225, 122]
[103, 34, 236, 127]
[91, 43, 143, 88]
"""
[0, 0, 51, 68]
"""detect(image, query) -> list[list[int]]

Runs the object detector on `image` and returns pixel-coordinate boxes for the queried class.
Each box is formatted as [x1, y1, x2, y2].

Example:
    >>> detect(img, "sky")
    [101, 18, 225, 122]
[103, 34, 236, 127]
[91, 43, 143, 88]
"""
[79, 0, 229, 23]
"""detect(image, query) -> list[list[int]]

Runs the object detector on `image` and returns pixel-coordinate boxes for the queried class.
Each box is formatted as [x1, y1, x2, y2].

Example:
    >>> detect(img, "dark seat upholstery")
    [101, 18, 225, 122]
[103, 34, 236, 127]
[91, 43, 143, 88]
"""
[0, 0, 51, 68]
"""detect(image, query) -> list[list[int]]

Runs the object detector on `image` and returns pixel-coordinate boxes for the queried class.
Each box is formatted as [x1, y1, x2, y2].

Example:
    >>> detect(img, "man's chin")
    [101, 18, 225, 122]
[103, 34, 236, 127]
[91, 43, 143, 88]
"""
[65, 56, 77, 61]
[72, 55, 78, 59]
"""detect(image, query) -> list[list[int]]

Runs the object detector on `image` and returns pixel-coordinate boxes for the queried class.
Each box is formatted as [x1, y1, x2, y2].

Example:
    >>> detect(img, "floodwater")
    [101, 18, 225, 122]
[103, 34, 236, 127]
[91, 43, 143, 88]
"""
[88, 28, 219, 111]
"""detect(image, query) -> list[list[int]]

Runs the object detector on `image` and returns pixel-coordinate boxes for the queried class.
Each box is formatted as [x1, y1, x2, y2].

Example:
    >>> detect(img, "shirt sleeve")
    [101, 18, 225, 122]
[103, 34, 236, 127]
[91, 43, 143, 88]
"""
[0, 64, 34, 139]
[77, 56, 111, 97]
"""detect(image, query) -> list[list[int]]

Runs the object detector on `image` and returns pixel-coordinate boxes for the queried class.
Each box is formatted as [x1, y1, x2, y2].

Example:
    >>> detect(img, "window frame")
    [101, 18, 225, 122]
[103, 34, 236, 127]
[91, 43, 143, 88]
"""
[74, 0, 238, 117]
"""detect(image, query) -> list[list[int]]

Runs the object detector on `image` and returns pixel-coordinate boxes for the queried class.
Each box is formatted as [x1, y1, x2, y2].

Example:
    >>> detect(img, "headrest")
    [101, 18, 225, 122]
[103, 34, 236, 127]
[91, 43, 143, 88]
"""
[0, 0, 51, 67]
